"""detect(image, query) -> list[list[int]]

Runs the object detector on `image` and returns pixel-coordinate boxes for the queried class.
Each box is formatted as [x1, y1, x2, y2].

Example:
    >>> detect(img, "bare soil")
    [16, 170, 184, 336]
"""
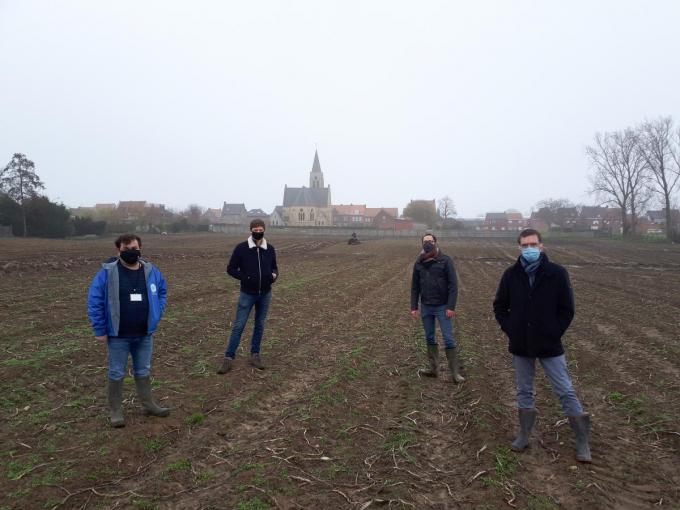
[1, 234, 679, 509]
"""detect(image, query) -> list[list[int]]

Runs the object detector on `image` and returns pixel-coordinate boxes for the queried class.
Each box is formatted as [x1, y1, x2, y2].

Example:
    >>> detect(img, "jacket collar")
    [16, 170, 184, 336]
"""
[248, 236, 268, 250]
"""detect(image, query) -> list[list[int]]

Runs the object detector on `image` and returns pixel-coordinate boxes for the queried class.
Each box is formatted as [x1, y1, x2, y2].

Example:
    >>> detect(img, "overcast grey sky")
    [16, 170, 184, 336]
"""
[1, 1, 679, 217]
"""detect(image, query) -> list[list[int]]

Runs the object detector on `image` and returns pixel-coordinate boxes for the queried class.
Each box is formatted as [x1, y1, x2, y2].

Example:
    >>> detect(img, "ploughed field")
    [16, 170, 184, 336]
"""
[1, 234, 679, 510]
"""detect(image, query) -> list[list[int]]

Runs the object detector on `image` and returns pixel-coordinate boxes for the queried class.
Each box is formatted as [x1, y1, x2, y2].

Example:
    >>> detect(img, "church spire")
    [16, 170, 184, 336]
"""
[310, 149, 324, 189]
[312, 150, 321, 173]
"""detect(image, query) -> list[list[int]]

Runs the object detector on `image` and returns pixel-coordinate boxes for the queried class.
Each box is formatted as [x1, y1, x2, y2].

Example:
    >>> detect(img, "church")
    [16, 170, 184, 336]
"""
[281, 150, 333, 226]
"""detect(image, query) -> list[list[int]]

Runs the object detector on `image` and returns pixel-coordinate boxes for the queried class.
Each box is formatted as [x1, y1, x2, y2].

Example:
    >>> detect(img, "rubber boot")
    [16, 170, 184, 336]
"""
[107, 378, 125, 428]
[249, 353, 265, 370]
[511, 408, 537, 451]
[444, 347, 466, 383]
[568, 414, 592, 463]
[419, 345, 439, 377]
[217, 357, 233, 374]
[134, 376, 170, 417]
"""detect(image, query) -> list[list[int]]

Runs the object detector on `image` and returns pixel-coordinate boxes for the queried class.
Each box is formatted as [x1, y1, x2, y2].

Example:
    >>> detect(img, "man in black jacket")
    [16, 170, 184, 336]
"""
[493, 229, 591, 462]
[410, 233, 464, 383]
[217, 219, 278, 373]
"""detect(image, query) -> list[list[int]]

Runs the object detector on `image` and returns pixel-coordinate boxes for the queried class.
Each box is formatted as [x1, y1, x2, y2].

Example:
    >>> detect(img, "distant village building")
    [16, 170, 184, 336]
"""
[269, 206, 285, 227]
[458, 218, 485, 230]
[637, 209, 680, 235]
[203, 208, 223, 223]
[281, 150, 333, 227]
[483, 212, 508, 231]
[247, 208, 270, 224]
[482, 211, 528, 231]
[333, 204, 367, 227]
[332, 205, 400, 228]
[220, 203, 248, 225]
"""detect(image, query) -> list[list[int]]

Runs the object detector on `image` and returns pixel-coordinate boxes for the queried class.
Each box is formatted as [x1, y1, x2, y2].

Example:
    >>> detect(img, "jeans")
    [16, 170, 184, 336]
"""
[513, 354, 584, 417]
[108, 335, 153, 380]
[420, 303, 456, 349]
[225, 291, 272, 359]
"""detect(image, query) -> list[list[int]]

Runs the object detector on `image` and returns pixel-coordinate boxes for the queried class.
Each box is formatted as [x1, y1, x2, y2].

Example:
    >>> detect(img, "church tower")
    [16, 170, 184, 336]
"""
[309, 150, 324, 189]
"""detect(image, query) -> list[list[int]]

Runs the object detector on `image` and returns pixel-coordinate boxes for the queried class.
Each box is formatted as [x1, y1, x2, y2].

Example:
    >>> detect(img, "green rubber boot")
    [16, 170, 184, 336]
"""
[419, 344, 439, 377]
[134, 376, 170, 417]
[107, 378, 125, 428]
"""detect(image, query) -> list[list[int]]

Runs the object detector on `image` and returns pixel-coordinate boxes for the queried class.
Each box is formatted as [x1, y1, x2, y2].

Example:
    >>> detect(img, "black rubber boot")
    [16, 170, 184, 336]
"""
[217, 357, 233, 374]
[419, 345, 439, 377]
[134, 376, 170, 417]
[249, 354, 265, 370]
[568, 414, 592, 463]
[107, 378, 125, 428]
[511, 408, 537, 451]
[444, 347, 465, 383]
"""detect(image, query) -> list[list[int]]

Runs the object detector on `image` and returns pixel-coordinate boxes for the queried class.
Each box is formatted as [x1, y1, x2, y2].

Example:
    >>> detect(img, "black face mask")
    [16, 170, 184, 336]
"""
[120, 249, 141, 265]
[251, 231, 264, 241]
[423, 242, 435, 253]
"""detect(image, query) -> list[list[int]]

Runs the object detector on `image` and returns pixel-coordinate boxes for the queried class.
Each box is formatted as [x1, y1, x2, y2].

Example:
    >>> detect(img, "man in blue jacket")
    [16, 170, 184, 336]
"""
[217, 219, 278, 373]
[493, 229, 591, 462]
[87, 234, 169, 428]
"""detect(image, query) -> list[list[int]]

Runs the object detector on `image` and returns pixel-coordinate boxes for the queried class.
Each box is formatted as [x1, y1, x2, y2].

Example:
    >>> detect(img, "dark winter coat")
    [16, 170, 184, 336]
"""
[226, 238, 278, 295]
[410, 252, 458, 310]
[493, 253, 574, 358]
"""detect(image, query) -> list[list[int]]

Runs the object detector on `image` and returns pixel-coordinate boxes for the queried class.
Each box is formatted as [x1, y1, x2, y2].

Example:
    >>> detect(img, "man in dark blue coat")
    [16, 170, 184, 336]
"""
[493, 229, 591, 462]
[217, 219, 278, 373]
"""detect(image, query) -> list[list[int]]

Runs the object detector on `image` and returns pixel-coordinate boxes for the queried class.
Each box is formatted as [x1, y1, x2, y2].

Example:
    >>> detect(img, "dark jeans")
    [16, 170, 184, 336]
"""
[107, 335, 153, 380]
[225, 291, 272, 359]
[420, 303, 456, 349]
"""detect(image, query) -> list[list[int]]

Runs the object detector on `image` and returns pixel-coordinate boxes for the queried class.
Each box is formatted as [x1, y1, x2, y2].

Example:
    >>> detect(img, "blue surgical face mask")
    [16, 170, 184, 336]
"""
[521, 247, 541, 263]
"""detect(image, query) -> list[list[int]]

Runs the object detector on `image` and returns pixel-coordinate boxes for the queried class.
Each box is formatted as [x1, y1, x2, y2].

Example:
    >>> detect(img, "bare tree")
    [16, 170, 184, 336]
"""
[535, 197, 575, 212]
[587, 129, 650, 236]
[183, 204, 205, 225]
[637, 117, 680, 240]
[1, 153, 45, 237]
[533, 197, 575, 226]
[437, 196, 456, 220]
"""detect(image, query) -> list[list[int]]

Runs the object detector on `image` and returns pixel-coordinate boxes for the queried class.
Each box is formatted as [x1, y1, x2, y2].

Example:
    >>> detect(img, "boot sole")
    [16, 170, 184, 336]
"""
[143, 409, 170, 417]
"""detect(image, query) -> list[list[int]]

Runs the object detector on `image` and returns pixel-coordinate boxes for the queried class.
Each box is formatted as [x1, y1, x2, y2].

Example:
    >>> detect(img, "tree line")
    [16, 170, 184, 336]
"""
[0, 153, 213, 238]
[587, 116, 680, 240]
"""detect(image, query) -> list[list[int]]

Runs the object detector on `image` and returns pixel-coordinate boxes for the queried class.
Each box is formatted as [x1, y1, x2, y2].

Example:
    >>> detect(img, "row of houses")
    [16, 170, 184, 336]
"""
[208, 151, 427, 232]
[208, 202, 424, 231]
[70, 201, 173, 222]
[481, 207, 680, 235]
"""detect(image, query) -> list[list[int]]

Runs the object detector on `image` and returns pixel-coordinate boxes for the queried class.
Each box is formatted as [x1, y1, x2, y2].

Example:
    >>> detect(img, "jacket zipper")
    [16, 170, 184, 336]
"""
[257, 247, 262, 294]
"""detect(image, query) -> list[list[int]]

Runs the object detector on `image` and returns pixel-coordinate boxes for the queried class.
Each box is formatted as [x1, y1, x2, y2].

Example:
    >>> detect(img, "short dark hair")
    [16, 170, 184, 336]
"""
[250, 219, 266, 230]
[517, 228, 542, 244]
[115, 233, 142, 249]
[422, 233, 437, 242]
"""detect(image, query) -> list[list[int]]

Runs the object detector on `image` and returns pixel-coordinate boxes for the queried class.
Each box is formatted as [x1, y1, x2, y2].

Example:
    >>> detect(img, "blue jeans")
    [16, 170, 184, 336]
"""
[225, 291, 272, 359]
[107, 335, 153, 380]
[513, 354, 584, 417]
[420, 303, 456, 349]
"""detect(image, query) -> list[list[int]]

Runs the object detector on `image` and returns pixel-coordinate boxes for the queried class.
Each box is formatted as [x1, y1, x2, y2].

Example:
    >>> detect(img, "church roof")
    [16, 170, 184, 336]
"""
[283, 187, 330, 208]
[222, 203, 247, 215]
